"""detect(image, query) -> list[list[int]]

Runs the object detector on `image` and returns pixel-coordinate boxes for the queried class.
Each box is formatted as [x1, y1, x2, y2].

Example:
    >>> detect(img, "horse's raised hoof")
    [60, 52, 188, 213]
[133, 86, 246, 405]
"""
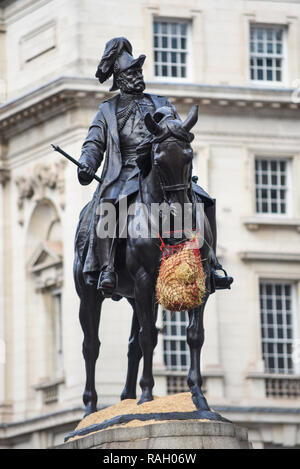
[83, 402, 98, 418]
[190, 387, 211, 411]
[137, 389, 153, 405]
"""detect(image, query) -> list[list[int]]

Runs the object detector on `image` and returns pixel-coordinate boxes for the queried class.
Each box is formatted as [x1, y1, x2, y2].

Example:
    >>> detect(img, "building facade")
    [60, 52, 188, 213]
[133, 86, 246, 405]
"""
[0, 0, 300, 449]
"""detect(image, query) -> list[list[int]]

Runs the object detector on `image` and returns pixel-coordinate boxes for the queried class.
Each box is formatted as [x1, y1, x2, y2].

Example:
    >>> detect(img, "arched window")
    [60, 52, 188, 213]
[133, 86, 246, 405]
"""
[26, 200, 64, 404]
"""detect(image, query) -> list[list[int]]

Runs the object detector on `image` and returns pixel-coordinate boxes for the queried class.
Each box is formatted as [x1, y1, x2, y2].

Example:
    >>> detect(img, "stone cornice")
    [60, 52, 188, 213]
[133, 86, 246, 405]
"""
[155, 82, 300, 111]
[243, 216, 300, 232]
[0, 0, 52, 24]
[240, 251, 300, 262]
[0, 406, 82, 440]
[0, 76, 299, 138]
[0, 77, 111, 138]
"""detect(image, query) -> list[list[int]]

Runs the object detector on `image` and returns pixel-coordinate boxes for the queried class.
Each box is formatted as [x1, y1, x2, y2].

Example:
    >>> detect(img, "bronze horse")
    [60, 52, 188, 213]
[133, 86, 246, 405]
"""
[74, 105, 222, 420]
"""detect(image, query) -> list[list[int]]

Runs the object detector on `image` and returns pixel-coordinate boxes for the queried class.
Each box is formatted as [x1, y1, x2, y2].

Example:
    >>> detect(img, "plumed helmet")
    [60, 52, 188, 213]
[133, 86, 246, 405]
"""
[95, 37, 146, 91]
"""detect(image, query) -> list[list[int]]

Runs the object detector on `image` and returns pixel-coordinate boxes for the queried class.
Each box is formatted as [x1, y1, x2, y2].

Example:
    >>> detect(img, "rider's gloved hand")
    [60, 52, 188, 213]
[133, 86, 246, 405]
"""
[78, 164, 95, 185]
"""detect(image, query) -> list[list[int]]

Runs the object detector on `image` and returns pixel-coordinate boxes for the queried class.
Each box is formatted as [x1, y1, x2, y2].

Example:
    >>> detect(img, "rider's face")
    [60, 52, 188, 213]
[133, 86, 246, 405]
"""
[117, 67, 145, 94]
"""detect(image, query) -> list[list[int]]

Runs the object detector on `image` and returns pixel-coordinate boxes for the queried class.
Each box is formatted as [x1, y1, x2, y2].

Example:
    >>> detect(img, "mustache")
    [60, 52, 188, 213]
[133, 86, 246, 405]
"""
[132, 79, 145, 87]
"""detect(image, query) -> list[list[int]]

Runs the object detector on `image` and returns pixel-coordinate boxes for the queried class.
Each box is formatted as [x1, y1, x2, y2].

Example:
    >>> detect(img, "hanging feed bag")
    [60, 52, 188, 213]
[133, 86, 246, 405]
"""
[156, 235, 206, 312]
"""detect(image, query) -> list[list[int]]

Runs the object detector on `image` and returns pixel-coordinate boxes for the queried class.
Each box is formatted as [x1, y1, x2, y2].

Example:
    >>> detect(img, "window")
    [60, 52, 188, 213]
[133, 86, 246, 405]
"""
[255, 159, 289, 215]
[51, 289, 63, 378]
[260, 282, 296, 374]
[250, 25, 285, 83]
[153, 20, 189, 79]
[163, 309, 189, 371]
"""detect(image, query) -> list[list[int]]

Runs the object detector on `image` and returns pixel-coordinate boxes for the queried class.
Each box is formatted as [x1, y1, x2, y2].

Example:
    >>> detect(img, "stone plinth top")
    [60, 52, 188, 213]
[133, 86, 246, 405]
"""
[54, 393, 252, 449]
[55, 420, 251, 450]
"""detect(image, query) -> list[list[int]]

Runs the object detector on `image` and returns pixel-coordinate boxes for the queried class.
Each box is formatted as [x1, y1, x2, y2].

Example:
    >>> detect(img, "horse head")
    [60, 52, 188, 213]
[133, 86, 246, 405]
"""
[137, 104, 198, 210]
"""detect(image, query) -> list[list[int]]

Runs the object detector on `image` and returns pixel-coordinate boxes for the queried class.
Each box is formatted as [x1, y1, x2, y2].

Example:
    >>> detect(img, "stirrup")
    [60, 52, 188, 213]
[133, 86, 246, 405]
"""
[213, 268, 233, 290]
[97, 267, 117, 297]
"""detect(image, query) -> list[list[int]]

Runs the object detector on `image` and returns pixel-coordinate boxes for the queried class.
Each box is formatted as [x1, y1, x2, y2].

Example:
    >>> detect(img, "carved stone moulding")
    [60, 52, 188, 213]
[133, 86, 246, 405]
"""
[28, 240, 63, 292]
[0, 168, 10, 185]
[15, 160, 66, 225]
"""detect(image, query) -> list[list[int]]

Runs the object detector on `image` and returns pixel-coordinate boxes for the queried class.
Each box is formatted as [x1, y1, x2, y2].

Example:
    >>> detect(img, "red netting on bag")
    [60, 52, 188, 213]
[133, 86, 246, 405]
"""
[156, 233, 206, 312]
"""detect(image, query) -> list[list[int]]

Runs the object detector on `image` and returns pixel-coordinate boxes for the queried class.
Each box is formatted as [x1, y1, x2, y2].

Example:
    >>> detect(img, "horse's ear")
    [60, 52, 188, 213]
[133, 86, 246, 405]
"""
[145, 112, 160, 135]
[182, 104, 198, 132]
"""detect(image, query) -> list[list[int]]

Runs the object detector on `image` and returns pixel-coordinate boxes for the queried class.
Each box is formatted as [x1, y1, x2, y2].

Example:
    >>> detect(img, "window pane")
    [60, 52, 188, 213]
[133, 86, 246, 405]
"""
[171, 66, 177, 77]
[257, 42, 264, 53]
[257, 69, 263, 80]
[260, 282, 295, 374]
[172, 37, 178, 49]
[267, 70, 273, 81]
[180, 23, 187, 35]
[171, 52, 177, 63]
[161, 22, 167, 34]
[257, 28, 264, 40]
[171, 23, 177, 34]
[161, 51, 167, 62]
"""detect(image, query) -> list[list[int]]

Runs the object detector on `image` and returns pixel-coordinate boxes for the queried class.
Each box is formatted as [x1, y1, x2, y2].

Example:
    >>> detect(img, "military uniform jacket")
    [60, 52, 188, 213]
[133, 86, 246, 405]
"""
[78, 93, 174, 198]
[75, 92, 176, 278]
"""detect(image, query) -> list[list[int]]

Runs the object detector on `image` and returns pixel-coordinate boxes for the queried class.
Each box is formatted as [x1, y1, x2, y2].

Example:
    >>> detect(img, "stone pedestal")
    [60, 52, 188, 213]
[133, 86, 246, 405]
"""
[55, 420, 252, 449]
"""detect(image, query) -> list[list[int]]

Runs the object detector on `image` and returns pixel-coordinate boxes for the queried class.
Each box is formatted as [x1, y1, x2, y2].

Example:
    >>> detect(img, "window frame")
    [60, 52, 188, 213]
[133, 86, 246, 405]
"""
[51, 288, 64, 379]
[259, 279, 299, 375]
[254, 156, 292, 218]
[162, 309, 190, 371]
[153, 17, 192, 83]
[249, 23, 287, 87]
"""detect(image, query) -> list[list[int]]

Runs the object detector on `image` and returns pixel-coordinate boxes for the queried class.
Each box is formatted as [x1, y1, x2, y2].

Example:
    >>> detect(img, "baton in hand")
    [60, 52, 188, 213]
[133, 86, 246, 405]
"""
[51, 144, 102, 183]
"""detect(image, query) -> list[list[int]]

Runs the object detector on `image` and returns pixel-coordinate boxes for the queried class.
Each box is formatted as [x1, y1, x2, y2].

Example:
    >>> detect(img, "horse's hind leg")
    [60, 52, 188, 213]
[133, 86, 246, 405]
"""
[120, 298, 142, 400]
[79, 287, 103, 417]
[187, 298, 211, 412]
[134, 271, 158, 405]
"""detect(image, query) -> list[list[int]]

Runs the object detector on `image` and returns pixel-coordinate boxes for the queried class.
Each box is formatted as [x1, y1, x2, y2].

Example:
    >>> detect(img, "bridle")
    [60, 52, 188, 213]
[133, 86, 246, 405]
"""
[151, 138, 192, 203]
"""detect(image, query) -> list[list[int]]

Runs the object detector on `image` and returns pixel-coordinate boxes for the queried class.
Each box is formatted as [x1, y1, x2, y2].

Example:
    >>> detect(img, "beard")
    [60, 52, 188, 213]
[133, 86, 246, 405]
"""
[117, 72, 146, 94]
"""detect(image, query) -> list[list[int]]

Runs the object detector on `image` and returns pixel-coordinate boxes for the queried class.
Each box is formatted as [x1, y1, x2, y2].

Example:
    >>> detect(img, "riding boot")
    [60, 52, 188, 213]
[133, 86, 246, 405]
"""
[205, 202, 233, 291]
[96, 235, 118, 297]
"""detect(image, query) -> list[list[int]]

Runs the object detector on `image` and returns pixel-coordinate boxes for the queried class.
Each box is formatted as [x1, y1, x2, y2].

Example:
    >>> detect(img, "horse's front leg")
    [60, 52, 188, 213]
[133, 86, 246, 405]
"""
[187, 297, 211, 411]
[79, 287, 103, 417]
[120, 298, 143, 400]
[134, 269, 158, 405]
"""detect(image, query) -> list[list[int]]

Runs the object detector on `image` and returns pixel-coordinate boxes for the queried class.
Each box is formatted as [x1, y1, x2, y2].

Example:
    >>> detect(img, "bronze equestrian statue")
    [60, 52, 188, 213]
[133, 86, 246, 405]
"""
[71, 37, 233, 416]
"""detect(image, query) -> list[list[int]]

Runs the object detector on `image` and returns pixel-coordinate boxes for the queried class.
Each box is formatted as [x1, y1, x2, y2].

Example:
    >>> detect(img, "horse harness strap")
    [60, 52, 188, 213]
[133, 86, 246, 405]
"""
[163, 183, 191, 192]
